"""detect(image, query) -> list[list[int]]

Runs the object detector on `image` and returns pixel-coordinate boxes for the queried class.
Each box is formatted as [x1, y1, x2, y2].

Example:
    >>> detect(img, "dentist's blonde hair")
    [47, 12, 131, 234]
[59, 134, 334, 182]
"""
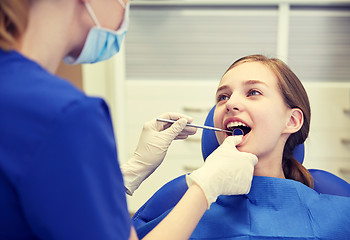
[225, 55, 314, 188]
[0, 0, 29, 50]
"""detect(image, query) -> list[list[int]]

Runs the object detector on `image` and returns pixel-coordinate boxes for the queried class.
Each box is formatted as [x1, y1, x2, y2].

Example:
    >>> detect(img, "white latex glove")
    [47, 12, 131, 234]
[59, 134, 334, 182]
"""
[121, 112, 197, 195]
[186, 135, 258, 208]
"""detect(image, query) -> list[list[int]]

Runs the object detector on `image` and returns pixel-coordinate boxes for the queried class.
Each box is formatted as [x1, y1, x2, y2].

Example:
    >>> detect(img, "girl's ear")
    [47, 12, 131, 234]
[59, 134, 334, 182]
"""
[284, 108, 303, 134]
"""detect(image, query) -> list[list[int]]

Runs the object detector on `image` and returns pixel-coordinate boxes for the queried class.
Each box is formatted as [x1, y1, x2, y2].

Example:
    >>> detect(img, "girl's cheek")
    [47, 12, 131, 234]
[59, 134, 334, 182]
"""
[213, 109, 225, 145]
[214, 106, 225, 125]
[213, 110, 220, 128]
[215, 132, 223, 145]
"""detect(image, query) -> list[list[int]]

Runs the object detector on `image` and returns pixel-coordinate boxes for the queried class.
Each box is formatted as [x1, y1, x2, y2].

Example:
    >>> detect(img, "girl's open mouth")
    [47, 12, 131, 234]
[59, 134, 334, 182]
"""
[226, 122, 251, 136]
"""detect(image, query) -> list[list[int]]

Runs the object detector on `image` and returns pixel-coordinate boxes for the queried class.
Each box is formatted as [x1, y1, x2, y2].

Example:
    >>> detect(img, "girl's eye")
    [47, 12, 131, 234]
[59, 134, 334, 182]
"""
[217, 94, 230, 103]
[247, 89, 262, 97]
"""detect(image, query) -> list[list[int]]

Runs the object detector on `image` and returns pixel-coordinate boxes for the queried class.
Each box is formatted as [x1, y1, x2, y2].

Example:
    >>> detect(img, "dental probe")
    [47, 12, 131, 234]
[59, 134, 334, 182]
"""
[156, 118, 236, 134]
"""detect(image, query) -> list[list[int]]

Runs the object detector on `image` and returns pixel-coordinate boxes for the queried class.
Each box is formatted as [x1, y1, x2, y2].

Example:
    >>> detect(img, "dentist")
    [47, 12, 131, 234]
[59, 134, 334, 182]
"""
[0, 0, 258, 239]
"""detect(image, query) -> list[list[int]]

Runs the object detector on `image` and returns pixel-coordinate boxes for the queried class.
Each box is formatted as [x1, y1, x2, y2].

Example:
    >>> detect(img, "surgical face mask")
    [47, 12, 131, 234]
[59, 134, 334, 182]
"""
[64, 0, 129, 64]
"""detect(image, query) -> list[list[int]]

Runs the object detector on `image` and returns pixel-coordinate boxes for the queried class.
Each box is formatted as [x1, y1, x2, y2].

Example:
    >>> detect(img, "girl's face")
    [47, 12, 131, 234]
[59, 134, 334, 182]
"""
[214, 62, 294, 160]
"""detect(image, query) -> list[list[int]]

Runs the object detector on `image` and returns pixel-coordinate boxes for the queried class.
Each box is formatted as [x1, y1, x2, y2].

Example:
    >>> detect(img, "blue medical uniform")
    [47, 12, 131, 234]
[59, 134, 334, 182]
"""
[135, 176, 350, 239]
[0, 49, 130, 239]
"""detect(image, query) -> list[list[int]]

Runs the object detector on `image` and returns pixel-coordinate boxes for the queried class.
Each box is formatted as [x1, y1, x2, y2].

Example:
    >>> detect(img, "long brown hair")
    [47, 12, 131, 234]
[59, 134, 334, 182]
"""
[225, 55, 314, 188]
[0, 0, 29, 50]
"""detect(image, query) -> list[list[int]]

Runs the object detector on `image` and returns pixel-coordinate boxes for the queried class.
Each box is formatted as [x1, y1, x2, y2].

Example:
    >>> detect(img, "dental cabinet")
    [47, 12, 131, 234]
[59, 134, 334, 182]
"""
[82, 0, 350, 214]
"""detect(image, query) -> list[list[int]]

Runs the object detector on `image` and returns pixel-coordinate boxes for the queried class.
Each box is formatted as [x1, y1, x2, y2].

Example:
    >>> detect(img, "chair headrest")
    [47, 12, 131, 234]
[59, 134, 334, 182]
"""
[201, 106, 305, 163]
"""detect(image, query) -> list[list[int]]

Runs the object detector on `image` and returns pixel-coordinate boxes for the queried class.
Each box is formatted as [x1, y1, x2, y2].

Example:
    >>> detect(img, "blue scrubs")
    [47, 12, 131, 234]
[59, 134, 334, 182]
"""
[0, 49, 130, 239]
[135, 176, 350, 239]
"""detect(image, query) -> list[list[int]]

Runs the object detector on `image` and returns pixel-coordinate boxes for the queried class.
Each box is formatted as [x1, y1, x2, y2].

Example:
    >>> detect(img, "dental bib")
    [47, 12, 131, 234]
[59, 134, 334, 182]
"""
[135, 176, 350, 239]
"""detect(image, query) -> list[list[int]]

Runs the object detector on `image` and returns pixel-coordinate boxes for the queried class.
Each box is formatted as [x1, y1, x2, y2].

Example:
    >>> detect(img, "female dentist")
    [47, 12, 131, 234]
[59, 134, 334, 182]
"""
[0, 0, 258, 239]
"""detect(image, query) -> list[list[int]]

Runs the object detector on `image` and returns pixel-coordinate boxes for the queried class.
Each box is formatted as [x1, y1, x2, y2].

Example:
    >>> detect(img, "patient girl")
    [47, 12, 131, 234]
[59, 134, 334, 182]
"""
[134, 55, 350, 239]
[213, 54, 313, 187]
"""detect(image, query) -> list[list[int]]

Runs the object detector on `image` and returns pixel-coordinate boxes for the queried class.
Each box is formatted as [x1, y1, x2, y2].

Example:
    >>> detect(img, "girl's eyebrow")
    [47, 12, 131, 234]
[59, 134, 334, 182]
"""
[216, 79, 268, 95]
[216, 85, 230, 95]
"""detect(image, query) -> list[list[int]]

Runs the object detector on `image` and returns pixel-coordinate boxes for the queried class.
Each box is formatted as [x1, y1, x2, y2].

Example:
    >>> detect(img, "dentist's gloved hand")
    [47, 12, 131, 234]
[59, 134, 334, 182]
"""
[121, 112, 197, 195]
[186, 135, 258, 208]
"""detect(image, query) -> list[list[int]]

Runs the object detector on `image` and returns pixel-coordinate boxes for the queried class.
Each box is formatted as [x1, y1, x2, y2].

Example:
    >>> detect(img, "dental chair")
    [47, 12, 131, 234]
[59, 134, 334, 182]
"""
[132, 106, 350, 231]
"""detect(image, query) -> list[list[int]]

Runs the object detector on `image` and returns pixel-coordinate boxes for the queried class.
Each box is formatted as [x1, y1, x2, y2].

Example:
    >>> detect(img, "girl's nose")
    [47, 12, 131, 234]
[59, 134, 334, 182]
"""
[225, 94, 243, 113]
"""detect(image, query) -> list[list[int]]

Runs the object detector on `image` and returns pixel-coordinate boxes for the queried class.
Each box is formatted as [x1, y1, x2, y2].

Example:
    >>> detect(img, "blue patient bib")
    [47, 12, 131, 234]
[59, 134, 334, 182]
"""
[136, 176, 350, 239]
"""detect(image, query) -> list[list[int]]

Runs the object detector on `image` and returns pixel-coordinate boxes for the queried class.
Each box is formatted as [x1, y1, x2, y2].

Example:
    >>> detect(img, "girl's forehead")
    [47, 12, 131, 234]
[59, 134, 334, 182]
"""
[219, 61, 278, 87]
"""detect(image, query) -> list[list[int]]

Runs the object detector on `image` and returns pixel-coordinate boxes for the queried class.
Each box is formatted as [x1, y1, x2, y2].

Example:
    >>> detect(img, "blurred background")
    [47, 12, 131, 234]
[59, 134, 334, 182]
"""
[57, 0, 350, 214]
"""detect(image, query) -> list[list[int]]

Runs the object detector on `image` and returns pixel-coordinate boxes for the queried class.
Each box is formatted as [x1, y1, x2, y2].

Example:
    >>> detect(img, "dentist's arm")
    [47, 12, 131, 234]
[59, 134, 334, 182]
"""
[120, 112, 197, 195]
[129, 182, 207, 240]
[130, 135, 258, 240]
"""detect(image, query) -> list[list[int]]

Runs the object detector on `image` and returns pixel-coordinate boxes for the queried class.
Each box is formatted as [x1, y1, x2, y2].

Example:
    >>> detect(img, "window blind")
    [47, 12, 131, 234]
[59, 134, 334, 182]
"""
[288, 7, 350, 82]
[125, 5, 278, 80]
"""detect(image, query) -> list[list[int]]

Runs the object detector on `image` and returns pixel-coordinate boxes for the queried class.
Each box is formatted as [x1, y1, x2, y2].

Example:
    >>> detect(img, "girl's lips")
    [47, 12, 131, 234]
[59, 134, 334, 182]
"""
[223, 118, 252, 136]
[224, 117, 250, 130]
[224, 128, 250, 147]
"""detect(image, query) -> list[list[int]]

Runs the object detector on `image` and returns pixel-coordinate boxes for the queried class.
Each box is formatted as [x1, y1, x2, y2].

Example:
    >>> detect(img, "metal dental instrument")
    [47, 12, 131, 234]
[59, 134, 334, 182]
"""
[233, 128, 244, 136]
[156, 118, 234, 134]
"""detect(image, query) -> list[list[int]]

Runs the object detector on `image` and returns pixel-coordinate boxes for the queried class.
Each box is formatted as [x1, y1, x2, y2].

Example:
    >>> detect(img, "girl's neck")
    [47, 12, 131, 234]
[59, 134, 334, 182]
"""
[253, 151, 286, 179]
[253, 162, 285, 179]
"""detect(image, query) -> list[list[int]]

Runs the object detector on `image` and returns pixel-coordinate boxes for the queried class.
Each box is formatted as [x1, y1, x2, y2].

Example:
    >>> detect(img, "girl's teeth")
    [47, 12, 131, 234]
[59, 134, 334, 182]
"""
[227, 121, 247, 128]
